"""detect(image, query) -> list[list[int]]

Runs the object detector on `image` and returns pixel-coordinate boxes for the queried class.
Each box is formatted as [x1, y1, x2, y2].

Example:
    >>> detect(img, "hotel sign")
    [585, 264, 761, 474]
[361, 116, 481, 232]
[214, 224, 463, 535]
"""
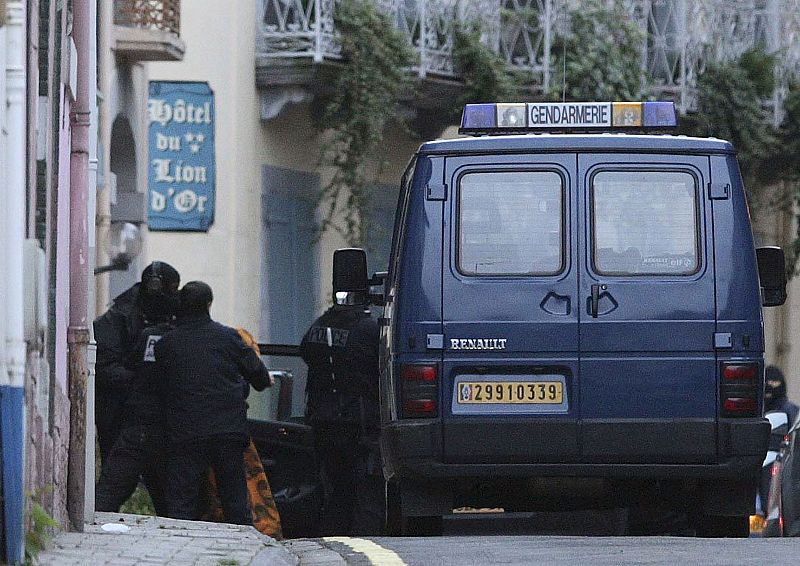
[147, 81, 216, 231]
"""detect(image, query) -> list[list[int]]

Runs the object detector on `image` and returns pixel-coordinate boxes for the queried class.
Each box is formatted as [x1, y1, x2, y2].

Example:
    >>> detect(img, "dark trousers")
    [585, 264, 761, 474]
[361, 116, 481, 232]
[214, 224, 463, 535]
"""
[97, 424, 120, 466]
[314, 423, 384, 536]
[95, 424, 167, 516]
[166, 435, 251, 526]
[96, 398, 123, 465]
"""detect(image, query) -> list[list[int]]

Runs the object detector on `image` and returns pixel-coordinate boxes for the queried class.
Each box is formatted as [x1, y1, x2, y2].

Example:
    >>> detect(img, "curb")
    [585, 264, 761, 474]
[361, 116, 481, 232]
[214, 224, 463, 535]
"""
[250, 542, 300, 566]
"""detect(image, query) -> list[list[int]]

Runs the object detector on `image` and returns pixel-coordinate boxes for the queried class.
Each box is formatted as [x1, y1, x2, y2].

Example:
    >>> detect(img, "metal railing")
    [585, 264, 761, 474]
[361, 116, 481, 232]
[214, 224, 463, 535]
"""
[256, 0, 800, 117]
[257, 0, 520, 80]
[114, 0, 181, 35]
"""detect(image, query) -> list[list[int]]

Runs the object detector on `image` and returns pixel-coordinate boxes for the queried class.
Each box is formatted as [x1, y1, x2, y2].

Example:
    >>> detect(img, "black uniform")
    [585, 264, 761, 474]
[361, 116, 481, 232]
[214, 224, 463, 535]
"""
[300, 305, 381, 536]
[155, 313, 270, 524]
[95, 321, 173, 515]
[93, 285, 148, 463]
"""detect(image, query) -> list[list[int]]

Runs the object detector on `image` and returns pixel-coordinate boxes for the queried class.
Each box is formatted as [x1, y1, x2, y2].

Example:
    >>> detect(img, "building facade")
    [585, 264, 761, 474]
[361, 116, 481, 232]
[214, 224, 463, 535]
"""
[1, 0, 182, 562]
[145, 0, 419, 416]
[1, 0, 97, 562]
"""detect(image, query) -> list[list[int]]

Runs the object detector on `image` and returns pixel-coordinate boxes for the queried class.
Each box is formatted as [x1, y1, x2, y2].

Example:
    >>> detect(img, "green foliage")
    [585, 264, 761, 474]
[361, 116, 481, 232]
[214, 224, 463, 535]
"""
[772, 84, 800, 185]
[684, 54, 775, 204]
[119, 484, 156, 516]
[550, 0, 646, 101]
[452, 23, 520, 117]
[25, 489, 59, 565]
[739, 47, 776, 98]
[686, 53, 800, 277]
[317, 0, 414, 246]
[773, 85, 800, 275]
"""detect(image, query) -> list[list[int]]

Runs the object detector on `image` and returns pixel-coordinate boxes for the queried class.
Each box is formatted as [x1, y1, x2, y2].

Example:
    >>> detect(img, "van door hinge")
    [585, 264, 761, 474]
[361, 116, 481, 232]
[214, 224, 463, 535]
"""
[426, 183, 447, 201]
[714, 332, 732, 349]
[426, 334, 444, 350]
[709, 182, 730, 200]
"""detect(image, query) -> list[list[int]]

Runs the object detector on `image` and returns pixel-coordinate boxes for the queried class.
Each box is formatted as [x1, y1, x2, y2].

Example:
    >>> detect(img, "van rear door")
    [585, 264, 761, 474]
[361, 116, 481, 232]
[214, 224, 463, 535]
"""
[441, 154, 579, 463]
[577, 154, 717, 464]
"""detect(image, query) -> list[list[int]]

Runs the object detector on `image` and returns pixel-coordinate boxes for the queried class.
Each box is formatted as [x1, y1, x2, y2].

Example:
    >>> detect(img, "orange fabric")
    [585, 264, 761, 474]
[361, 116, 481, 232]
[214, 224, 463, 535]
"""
[204, 439, 284, 539]
[200, 328, 283, 539]
[237, 328, 261, 355]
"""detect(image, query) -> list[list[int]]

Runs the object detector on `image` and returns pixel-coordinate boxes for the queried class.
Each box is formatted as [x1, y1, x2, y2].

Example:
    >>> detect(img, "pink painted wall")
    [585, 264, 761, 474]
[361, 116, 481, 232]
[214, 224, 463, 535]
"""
[55, 85, 72, 393]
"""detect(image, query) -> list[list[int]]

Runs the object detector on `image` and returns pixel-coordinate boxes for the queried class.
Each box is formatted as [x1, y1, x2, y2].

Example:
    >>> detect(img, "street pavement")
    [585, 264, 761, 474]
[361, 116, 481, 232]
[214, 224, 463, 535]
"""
[33, 512, 800, 565]
[289, 535, 800, 565]
[35, 512, 294, 566]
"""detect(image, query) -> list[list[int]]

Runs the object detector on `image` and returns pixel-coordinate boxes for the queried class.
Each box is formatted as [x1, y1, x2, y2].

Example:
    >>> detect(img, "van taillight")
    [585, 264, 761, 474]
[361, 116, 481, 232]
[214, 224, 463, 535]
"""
[401, 364, 438, 418]
[401, 365, 437, 382]
[403, 399, 437, 415]
[723, 397, 757, 413]
[722, 364, 758, 381]
[720, 362, 760, 417]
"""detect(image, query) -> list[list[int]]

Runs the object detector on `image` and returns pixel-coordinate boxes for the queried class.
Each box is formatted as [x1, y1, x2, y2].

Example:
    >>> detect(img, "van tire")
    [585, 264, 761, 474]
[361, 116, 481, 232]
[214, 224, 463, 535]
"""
[696, 515, 750, 538]
[401, 515, 443, 537]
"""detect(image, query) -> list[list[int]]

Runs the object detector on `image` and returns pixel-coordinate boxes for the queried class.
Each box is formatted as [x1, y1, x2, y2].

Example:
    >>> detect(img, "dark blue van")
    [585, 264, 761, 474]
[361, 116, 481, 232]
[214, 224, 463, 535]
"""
[334, 102, 787, 537]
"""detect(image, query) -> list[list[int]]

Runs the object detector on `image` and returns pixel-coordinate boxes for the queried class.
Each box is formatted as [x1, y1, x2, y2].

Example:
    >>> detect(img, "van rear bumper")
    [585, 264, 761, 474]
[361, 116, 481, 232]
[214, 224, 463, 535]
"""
[381, 418, 769, 480]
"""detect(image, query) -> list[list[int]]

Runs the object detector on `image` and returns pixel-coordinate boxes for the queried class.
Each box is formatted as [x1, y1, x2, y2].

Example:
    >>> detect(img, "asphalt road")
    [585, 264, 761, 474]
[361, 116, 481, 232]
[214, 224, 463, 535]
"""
[282, 512, 800, 565]
[286, 534, 800, 566]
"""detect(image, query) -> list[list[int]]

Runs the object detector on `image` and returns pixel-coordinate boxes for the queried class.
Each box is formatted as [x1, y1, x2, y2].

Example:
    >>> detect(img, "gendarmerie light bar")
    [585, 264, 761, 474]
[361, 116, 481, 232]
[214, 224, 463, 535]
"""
[459, 101, 678, 134]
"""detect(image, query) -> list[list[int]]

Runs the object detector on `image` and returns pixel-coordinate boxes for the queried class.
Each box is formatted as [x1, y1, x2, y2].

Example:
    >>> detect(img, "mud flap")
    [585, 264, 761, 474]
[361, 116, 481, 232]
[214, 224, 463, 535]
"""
[700, 479, 757, 516]
[400, 479, 452, 517]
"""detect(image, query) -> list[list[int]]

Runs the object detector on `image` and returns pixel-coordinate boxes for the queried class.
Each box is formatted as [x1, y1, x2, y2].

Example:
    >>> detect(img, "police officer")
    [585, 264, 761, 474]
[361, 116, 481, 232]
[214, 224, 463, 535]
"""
[765, 365, 799, 425]
[155, 281, 271, 524]
[94, 261, 180, 464]
[95, 314, 175, 515]
[300, 277, 381, 536]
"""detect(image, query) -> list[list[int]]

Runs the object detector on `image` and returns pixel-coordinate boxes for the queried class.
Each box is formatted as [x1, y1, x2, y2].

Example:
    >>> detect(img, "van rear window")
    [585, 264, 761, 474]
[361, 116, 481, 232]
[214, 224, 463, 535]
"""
[592, 170, 699, 276]
[458, 171, 564, 276]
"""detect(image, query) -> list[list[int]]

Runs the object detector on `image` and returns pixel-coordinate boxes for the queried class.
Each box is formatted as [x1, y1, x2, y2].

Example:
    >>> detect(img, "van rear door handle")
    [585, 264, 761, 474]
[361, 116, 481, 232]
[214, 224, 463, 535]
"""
[590, 284, 607, 318]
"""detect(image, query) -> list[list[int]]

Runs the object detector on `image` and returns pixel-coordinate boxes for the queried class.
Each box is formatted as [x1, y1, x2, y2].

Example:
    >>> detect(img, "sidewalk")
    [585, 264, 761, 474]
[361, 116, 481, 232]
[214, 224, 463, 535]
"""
[35, 512, 297, 566]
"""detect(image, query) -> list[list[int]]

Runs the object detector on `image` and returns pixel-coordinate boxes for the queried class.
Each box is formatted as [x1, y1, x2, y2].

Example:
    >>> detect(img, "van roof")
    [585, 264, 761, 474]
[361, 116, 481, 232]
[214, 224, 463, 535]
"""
[419, 134, 735, 155]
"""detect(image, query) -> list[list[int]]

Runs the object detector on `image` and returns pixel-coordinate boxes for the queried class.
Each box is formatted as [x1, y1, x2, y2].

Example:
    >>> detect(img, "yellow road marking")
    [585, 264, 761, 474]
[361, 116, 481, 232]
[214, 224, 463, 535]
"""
[323, 537, 407, 566]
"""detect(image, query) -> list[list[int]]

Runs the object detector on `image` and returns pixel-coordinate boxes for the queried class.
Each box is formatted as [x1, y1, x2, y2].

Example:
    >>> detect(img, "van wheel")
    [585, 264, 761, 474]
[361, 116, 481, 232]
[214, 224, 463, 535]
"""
[696, 515, 750, 538]
[402, 515, 443, 537]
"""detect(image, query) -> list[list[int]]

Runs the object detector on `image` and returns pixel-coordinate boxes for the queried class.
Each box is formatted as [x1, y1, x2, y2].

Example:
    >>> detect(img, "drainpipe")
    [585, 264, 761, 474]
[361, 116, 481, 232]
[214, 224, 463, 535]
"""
[84, 0, 98, 522]
[4, 1, 28, 563]
[96, 0, 111, 314]
[68, 0, 91, 532]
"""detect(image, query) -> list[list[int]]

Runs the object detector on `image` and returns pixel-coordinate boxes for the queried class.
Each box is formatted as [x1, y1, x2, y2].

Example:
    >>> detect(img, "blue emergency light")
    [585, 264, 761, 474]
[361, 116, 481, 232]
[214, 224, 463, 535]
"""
[459, 101, 678, 134]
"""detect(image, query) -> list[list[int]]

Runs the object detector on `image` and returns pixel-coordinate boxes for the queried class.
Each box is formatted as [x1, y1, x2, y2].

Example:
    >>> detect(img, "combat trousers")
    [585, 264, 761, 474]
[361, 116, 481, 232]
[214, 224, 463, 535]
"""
[95, 424, 168, 515]
[313, 423, 384, 536]
[166, 434, 252, 526]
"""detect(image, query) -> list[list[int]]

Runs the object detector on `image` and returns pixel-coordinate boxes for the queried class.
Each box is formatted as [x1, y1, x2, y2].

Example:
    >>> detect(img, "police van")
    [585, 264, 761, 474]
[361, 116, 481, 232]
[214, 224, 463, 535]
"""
[333, 101, 787, 537]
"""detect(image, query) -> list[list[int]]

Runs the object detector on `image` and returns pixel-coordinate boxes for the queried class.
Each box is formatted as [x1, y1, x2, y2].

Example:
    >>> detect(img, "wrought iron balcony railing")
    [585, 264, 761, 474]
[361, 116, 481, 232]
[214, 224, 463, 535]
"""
[256, 0, 800, 120]
[257, 0, 551, 81]
[115, 0, 181, 35]
[114, 0, 185, 61]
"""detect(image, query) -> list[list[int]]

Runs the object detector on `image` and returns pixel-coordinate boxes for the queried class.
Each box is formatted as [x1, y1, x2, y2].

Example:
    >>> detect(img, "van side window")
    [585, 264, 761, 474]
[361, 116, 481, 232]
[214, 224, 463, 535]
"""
[591, 170, 699, 276]
[458, 171, 564, 276]
[389, 157, 416, 288]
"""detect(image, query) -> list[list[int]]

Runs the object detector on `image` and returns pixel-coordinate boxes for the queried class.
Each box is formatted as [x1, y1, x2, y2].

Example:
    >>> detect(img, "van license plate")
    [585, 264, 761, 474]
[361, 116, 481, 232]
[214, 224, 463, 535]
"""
[457, 381, 563, 404]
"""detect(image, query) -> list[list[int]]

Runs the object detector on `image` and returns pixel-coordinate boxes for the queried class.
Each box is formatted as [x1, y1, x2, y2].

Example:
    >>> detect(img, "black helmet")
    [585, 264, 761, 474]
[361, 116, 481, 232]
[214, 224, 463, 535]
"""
[141, 261, 180, 294]
[765, 365, 787, 409]
[139, 261, 180, 321]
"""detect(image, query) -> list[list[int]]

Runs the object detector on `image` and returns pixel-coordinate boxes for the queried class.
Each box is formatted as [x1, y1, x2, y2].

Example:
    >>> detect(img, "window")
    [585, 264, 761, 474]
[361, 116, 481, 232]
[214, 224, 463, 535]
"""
[458, 171, 564, 276]
[389, 157, 416, 287]
[592, 170, 699, 276]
